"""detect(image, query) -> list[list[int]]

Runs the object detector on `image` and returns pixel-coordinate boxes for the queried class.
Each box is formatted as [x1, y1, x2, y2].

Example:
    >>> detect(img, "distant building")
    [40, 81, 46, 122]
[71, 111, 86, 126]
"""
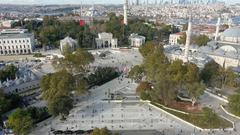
[60, 36, 78, 54]
[129, 33, 145, 47]
[169, 32, 184, 45]
[95, 33, 118, 49]
[0, 29, 35, 55]
[0, 20, 14, 28]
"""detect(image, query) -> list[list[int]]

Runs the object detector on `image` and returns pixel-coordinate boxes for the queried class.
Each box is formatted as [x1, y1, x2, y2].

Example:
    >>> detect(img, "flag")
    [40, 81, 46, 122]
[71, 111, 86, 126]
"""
[79, 20, 85, 27]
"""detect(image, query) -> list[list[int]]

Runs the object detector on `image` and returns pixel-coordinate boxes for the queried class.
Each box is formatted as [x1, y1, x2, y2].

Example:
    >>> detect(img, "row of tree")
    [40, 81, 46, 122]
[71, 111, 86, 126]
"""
[0, 91, 21, 115]
[87, 67, 120, 86]
[41, 49, 94, 118]
[7, 107, 50, 135]
[129, 41, 238, 106]
[14, 13, 177, 49]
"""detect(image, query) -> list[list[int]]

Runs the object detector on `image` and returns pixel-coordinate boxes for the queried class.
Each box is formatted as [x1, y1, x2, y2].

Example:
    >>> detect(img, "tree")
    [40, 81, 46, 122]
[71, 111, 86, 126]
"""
[200, 61, 221, 87]
[0, 91, 11, 113]
[48, 96, 73, 117]
[220, 68, 238, 88]
[177, 32, 186, 45]
[184, 63, 200, 83]
[0, 91, 21, 114]
[62, 43, 73, 56]
[229, 94, 240, 116]
[87, 67, 119, 86]
[8, 108, 33, 135]
[27, 107, 50, 123]
[201, 61, 238, 89]
[55, 49, 94, 74]
[193, 35, 210, 46]
[168, 60, 187, 86]
[153, 74, 177, 105]
[0, 64, 18, 82]
[143, 45, 169, 82]
[136, 82, 152, 94]
[40, 70, 75, 117]
[41, 70, 74, 101]
[91, 127, 112, 135]
[186, 82, 205, 106]
[128, 65, 144, 81]
[75, 79, 88, 95]
[139, 41, 156, 58]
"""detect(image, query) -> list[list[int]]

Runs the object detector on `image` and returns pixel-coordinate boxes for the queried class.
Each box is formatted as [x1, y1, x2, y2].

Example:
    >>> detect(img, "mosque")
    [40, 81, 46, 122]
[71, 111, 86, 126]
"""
[0, 64, 40, 95]
[165, 17, 240, 69]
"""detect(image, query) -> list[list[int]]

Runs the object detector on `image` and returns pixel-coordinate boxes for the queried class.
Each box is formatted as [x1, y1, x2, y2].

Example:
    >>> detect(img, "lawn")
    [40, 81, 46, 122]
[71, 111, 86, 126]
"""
[151, 102, 233, 129]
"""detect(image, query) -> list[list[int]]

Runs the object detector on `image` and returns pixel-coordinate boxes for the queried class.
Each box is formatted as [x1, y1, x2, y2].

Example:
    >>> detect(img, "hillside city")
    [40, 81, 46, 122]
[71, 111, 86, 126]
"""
[1, 0, 240, 135]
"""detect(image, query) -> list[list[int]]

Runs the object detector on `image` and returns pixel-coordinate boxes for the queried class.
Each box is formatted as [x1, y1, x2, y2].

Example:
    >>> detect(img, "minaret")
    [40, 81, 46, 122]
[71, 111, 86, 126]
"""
[80, 1, 83, 17]
[228, 18, 233, 28]
[124, 0, 128, 25]
[215, 17, 221, 41]
[183, 16, 192, 63]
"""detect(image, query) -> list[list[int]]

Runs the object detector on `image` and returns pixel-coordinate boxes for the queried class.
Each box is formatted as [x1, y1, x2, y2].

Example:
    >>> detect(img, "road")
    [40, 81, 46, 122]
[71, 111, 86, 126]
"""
[199, 92, 240, 134]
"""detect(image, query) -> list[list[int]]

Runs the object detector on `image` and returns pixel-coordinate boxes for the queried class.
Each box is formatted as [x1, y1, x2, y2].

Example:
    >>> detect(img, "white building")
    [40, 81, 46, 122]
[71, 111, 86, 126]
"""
[0, 29, 35, 55]
[169, 32, 184, 45]
[129, 33, 145, 47]
[60, 36, 78, 54]
[95, 33, 118, 49]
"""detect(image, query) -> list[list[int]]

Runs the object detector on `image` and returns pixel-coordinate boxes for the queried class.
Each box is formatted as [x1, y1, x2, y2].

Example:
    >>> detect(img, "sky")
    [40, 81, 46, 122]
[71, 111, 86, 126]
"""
[0, 0, 238, 5]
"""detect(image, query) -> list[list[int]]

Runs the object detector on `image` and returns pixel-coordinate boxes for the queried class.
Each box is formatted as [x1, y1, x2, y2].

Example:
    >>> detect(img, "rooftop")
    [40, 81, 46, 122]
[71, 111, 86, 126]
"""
[222, 27, 240, 38]
[0, 33, 33, 39]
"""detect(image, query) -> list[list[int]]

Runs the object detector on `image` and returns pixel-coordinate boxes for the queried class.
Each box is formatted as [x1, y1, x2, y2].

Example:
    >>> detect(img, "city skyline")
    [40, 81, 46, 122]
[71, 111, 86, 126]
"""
[0, 0, 239, 5]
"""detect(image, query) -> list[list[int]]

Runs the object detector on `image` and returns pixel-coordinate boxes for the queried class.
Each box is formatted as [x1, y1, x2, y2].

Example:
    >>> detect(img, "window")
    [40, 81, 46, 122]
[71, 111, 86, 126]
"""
[3, 41, 5, 44]
[19, 40, 21, 43]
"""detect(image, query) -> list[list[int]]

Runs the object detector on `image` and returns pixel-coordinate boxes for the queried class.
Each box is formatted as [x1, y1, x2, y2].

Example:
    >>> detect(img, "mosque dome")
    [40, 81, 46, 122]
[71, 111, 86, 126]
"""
[220, 27, 240, 43]
[214, 45, 239, 58]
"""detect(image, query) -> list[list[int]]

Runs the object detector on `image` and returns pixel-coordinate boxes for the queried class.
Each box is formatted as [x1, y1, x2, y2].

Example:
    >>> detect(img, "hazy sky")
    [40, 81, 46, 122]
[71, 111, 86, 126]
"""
[0, 0, 239, 5]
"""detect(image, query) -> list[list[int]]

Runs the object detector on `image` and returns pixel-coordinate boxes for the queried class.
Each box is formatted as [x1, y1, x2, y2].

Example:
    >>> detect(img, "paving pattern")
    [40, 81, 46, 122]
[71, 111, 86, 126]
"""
[31, 49, 240, 135]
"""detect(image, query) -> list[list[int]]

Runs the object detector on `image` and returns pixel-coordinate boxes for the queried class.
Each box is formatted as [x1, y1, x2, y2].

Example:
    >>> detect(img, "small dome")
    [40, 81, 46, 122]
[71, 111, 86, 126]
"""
[219, 45, 237, 53]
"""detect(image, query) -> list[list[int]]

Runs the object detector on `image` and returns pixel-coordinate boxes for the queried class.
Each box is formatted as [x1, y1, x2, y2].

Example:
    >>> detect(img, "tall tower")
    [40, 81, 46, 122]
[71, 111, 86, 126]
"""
[136, 0, 139, 5]
[124, 0, 128, 25]
[183, 17, 192, 63]
[215, 17, 221, 41]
